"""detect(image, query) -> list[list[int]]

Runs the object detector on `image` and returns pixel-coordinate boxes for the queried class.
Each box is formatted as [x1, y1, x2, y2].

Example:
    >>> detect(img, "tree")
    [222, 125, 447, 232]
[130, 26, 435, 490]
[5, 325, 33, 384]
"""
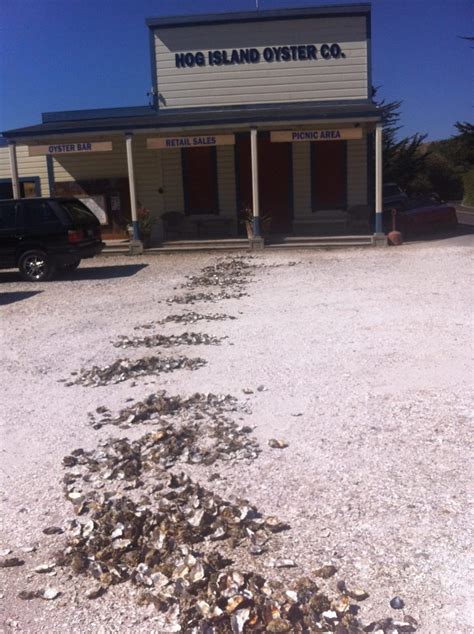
[373, 89, 428, 191]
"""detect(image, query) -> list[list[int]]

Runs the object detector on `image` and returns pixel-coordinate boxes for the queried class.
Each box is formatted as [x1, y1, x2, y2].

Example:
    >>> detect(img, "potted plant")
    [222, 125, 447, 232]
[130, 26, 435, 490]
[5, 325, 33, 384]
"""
[240, 205, 271, 239]
[127, 204, 155, 244]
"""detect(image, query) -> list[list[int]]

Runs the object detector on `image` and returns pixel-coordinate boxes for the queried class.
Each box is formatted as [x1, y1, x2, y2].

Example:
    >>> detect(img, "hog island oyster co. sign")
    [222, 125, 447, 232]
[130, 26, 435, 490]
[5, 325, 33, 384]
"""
[174, 43, 345, 68]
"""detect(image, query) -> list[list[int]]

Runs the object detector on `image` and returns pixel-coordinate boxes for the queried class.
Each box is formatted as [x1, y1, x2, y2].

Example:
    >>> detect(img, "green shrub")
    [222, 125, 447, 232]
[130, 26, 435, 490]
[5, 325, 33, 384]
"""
[463, 168, 474, 207]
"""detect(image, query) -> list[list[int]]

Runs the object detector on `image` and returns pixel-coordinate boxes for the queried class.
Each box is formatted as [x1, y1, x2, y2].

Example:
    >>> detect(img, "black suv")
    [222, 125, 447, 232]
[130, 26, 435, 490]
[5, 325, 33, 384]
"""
[0, 197, 104, 281]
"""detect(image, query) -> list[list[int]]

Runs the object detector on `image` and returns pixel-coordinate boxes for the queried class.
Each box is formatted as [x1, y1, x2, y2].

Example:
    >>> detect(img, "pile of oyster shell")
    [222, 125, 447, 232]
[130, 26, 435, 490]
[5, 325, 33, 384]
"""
[135, 312, 236, 329]
[167, 290, 248, 305]
[157, 312, 237, 326]
[112, 331, 225, 349]
[88, 391, 248, 430]
[182, 258, 255, 290]
[66, 355, 207, 387]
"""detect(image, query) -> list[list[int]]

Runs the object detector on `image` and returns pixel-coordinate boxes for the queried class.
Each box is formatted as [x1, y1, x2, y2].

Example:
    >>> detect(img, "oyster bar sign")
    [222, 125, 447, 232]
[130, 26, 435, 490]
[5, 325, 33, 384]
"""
[175, 43, 344, 68]
[29, 141, 112, 156]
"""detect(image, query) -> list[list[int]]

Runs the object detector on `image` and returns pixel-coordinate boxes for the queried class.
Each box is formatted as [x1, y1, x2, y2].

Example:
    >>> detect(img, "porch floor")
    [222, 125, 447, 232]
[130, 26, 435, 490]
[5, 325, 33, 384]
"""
[102, 234, 375, 255]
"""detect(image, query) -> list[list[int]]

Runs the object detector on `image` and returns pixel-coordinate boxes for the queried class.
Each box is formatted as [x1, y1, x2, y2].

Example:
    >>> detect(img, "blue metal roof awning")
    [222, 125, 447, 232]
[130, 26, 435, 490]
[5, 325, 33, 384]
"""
[2, 101, 381, 140]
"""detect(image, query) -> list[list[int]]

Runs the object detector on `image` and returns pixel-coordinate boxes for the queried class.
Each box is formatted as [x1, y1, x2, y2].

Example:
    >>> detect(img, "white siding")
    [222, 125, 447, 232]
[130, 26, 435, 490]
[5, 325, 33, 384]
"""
[52, 136, 128, 182]
[154, 16, 368, 109]
[161, 148, 184, 213]
[52, 135, 164, 219]
[216, 145, 236, 219]
[347, 136, 367, 206]
[0, 145, 50, 196]
[131, 136, 163, 218]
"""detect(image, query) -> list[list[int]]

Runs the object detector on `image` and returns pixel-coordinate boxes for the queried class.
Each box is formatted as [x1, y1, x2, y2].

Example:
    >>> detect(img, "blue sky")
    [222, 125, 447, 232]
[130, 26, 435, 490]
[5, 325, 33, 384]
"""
[0, 0, 472, 140]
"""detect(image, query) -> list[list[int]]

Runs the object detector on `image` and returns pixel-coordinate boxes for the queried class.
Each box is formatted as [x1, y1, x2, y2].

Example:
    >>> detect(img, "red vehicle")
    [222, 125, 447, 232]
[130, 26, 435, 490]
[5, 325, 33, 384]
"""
[388, 197, 458, 236]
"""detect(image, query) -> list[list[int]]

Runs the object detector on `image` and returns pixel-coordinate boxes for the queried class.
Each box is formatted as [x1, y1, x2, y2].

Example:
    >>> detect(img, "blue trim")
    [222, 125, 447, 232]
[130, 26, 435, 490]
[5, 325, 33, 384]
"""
[288, 142, 294, 225]
[148, 29, 159, 110]
[181, 148, 189, 213]
[46, 155, 55, 196]
[132, 220, 140, 241]
[375, 212, 383, 233]
[0, 176, 41, 196]
[146, 4, 371, 29]
[252, 215, 261, 238]
[342, 140, 348, 209]
[366, 13, 372, 100]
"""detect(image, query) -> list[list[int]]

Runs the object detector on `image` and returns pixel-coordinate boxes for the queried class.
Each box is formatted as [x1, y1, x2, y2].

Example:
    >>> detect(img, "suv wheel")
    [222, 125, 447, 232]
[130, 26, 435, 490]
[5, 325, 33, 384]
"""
[19, 250, 55, 282]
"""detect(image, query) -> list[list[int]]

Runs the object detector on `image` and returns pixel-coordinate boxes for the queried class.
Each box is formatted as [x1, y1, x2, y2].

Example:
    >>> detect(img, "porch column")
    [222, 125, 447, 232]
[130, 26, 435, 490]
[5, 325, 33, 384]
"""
[375, 122, 383, 234]
[125, 133, 140, 241]
[250, 127, 260, 237]
[8, 141, 20, 199]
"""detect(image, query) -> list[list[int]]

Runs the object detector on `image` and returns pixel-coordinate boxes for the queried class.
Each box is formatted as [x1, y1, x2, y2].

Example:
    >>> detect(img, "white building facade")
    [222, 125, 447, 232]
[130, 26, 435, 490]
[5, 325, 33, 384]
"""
[1, 3, 384, 247]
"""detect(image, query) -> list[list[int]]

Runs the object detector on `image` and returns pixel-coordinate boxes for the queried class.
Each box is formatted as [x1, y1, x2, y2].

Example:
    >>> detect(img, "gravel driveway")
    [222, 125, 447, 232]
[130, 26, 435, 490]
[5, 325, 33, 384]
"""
[0, 241, 472, 632]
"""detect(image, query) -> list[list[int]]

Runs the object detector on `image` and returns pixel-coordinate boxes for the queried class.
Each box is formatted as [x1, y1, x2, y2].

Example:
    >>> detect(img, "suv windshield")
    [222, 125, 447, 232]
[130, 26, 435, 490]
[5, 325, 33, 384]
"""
[58, 200, 98, 224]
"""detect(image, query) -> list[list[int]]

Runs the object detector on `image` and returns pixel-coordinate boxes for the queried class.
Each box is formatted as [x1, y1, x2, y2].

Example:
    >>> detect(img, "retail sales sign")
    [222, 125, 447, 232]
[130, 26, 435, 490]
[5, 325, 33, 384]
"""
[147, 135, 235, 149]
[29, 142, 113, 156]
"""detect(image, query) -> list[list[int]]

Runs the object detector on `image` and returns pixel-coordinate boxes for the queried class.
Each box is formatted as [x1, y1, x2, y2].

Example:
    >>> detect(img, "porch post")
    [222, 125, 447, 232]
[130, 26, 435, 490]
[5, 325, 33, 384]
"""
[8, 141, 20, 199]
[125, 133, 141, 243]
[375, 122, 383, 234]
[250, 127, 261, 237]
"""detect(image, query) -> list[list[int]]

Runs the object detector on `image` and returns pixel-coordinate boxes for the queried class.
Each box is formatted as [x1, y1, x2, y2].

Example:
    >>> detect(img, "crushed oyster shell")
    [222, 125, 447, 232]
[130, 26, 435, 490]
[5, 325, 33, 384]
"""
[66, 355, 207, 387]
[160, 311, 236, 325]
[167, 290, 248, 305]
[87, 390, 248, 430]
[112, 331, 225, 349]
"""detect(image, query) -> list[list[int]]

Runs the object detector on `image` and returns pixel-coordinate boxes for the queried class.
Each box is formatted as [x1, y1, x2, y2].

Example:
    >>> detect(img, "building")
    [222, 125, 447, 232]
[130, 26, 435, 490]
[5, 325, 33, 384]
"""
[1, 3, 385, 249]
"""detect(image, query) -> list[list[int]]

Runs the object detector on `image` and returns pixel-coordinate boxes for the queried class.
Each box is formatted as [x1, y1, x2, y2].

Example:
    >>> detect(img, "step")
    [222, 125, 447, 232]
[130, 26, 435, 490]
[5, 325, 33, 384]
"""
[270, 235, 373, 244]
[265, 240, 373, 249]
[160, 239, 249, 248]
[147, 244, 249, 253]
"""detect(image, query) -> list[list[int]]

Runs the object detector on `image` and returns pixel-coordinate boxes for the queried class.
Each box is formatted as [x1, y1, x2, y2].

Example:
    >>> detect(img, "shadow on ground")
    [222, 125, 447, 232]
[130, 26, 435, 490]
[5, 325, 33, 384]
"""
[403, 223, 474, 245]
[0, 263, 148, 285]
[56, 263, 148, 281]
[0, 290, 43, 306]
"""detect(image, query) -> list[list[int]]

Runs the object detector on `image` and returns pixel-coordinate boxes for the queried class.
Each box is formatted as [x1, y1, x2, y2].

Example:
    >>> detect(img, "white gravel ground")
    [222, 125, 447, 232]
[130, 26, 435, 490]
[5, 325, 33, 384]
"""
[0, 240, 472, 633]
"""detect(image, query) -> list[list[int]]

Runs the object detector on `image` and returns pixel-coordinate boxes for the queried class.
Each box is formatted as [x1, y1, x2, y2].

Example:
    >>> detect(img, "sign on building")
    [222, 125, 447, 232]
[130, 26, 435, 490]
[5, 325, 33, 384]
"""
[270, 129, 363, 143]
[28, 142, 113, 156]
[147, 134, 235, 149]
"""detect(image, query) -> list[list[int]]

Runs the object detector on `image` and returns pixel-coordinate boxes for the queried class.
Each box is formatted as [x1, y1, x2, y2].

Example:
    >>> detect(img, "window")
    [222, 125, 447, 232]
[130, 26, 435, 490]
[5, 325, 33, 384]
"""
[22, 201, 61, 227]
[58, 199, 98, 224]
[182, 147, 218, 215]
[0, 179, 39, 199]
[311, 141, 347, 210]
[0, 202, 18, 229]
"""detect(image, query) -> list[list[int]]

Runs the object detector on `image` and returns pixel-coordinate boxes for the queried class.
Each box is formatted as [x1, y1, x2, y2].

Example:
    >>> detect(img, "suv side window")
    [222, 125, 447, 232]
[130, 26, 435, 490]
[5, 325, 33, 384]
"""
[0, 202, 19, 230]
[22, 201, 62, 228]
